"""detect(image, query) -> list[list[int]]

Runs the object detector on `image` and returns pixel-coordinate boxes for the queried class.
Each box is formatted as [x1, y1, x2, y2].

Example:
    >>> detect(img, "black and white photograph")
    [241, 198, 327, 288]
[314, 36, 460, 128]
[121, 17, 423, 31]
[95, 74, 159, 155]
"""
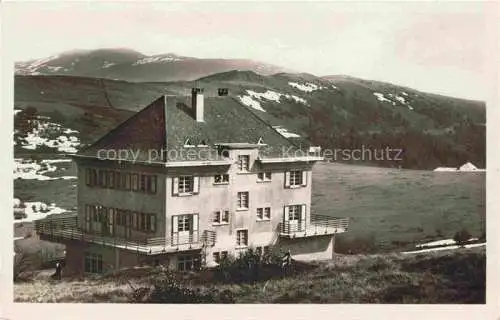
[1, 0, 498, 316]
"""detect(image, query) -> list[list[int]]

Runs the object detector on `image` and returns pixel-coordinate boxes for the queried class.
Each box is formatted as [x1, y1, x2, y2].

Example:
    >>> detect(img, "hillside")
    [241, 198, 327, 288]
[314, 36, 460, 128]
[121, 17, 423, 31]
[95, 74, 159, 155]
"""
[14, 71, 486, 170]
[15, 49, 290, 82]
[14, 247, 485, 303]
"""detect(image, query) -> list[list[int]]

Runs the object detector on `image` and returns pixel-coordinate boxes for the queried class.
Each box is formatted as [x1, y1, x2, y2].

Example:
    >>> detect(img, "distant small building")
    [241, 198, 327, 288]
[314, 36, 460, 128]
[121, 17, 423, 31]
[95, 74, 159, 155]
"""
[433, 162, 485, 172]
[459, 162, 478, 172]
[35, 89, 349, 276]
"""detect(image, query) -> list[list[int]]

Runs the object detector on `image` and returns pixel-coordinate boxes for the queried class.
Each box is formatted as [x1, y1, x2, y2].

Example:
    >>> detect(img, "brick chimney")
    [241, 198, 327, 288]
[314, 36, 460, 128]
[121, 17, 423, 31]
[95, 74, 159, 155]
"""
[191, 88, 204, 122]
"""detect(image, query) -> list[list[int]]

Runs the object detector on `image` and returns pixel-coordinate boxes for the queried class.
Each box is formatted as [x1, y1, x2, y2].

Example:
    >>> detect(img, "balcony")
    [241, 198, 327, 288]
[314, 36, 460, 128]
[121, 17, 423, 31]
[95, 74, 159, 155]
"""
[34, 214, 215, 255]
[278, 214, 349, 238]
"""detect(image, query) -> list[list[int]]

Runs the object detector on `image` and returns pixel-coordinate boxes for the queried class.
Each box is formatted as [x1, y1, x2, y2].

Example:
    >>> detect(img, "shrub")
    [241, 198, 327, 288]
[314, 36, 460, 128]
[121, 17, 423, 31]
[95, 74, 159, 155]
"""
[335, 234, 378, 254]
[139, 271, 235, 303]
[213, 247, 293, 284]
[453, 228, 472, 247]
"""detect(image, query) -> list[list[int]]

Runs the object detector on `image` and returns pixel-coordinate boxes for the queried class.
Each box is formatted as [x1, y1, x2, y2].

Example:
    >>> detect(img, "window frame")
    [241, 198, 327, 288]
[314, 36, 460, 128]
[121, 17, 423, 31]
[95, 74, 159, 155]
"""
[288, 205, 302, 221]
[214, 174, 230, 185]
[256, 207, 271, 221]
[236, 229, 249, 247]
[257, 171, 272, 182]
[177, 255, 199, 272]
[178, 175, 194, 194]
[289, 170, 302, 186]
[237, 155, 250, 172]
[212, 210, 230, 225]
[236, 192, 249, 211]
[84, 252, 103, 274]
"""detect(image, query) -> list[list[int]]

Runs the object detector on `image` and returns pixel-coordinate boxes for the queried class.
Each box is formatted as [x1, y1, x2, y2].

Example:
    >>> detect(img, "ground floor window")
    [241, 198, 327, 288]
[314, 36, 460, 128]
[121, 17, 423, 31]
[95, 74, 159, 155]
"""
[177, 254, 200, 271]
[212, 250, 229, 263]
[84, 252, 103, 274]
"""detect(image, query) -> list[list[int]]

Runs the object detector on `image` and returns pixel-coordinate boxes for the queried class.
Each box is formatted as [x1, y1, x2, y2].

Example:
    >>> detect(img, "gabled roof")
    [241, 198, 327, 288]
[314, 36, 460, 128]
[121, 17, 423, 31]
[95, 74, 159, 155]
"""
[77, 95, 308, 164]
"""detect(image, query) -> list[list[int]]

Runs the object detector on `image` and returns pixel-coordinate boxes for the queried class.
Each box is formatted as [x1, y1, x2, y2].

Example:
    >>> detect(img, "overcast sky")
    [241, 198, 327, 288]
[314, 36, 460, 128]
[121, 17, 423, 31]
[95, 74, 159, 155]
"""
[2, 1, 497, 100]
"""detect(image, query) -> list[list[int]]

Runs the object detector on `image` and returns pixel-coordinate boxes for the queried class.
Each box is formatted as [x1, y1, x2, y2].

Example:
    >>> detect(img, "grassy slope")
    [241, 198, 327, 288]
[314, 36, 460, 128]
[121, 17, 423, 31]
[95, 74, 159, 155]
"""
[312, 162, 485, 251]
[14, 246, 485, 303]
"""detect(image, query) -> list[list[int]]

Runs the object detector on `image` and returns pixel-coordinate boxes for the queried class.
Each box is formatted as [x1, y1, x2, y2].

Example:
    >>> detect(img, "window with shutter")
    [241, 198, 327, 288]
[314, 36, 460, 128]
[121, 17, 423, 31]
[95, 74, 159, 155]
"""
[125, 173, 131, 190]
[284, 171, 291, 188]
[149, 176, 157, 194]
[131, 174, 139, 191]
[85, 168, 91, 186]
[193, 177, 199, 194]
[172, 177, 179, 195]
[150, 214, 156, 232]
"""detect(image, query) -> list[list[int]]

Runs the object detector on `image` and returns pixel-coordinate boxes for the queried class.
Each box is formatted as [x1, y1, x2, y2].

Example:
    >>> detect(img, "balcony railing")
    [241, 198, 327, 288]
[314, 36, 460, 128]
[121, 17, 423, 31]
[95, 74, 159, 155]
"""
[278, 214, 349, 238]
[34, 214, 209, 255]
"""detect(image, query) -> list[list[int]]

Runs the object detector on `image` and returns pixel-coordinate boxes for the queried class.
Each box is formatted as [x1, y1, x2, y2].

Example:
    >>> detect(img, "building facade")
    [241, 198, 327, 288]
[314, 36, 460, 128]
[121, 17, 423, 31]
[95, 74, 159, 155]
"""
[35, 89, 348, 275]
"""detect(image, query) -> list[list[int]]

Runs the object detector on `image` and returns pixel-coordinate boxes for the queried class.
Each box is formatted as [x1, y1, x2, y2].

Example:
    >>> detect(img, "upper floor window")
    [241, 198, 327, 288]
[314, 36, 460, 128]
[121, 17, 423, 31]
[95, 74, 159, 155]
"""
[86, 168, 157, 194]
[172, 176, 199, 196]
[288, 205, 302, 221]
[237, 155, 250, 172]
[213, 210, 230, 225]
[237, 192, 249, 210]
[236, 229, 248, 247]
[257, 172, 272, 182]
[214, 174, 229, 185]
[257, 207, 271, 221]
[285, 170, 307, 188]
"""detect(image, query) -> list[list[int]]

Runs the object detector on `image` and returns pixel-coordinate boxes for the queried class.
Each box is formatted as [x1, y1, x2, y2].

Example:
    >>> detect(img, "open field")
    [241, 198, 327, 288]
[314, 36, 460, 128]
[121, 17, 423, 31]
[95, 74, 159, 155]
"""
[13, 246, 485, 303]
[14, 161, 485, 253]
[312, 162, 485, 251]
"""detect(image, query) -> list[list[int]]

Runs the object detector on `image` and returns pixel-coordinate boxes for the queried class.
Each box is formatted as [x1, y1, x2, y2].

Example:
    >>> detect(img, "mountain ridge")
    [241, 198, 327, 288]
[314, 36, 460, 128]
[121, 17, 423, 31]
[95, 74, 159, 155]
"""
[14, 70, 485, 170]
[15, 48, 293, 82]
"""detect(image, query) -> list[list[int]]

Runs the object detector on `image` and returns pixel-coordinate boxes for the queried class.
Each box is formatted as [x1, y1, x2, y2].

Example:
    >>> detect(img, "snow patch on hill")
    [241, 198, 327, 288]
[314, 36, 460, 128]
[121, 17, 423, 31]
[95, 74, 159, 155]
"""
[16, 55, 60, 73]
[102, 61, 116, 68]
[237, 95, 266, 112]
[16, 116, 80, 153]
[288, 82, 323, 92]
[373, 92, 395, 105]
[246, 90, 308, 105]
[133, 55, 182, 65]
[14, 158, 76, 181]
[46, 66, 64, 72]
[273, 125, 301, 138]
[238, 89, 309, 112]
[373, 92, 414, 110]
[14, 201, 69, 223]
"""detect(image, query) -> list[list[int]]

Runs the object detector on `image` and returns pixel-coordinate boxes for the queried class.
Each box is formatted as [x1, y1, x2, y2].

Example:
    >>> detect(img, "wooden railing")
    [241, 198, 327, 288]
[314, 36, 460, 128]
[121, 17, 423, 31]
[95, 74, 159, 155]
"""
[278, 214, 349, 236]
[34, 214, 206, 254]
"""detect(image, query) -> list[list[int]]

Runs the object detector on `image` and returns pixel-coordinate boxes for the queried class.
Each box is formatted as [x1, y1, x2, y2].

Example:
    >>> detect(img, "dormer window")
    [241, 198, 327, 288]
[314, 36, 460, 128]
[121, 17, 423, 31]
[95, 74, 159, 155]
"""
[257, 137, 265, 145]
[237, 155, 250, 172]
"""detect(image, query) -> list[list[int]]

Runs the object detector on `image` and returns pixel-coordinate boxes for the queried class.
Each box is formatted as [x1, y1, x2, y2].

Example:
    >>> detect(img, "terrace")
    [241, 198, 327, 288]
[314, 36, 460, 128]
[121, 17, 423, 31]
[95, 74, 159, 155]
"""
[278, 214, 349, 238]
[34, 214, 216, 255]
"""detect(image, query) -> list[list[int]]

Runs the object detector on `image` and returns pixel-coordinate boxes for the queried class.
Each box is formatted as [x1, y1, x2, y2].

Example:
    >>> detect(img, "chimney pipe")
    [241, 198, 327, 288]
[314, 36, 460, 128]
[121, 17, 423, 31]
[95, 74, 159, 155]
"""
[191, 88, 204, 122]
